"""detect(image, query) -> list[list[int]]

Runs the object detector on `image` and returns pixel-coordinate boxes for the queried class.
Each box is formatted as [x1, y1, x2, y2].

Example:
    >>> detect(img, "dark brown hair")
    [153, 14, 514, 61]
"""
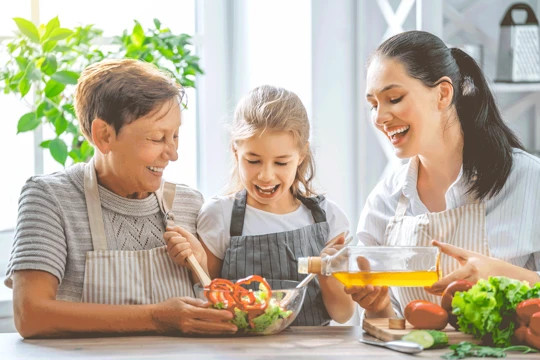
[74, 59, 185, 143]
[372, 31, 524, 200]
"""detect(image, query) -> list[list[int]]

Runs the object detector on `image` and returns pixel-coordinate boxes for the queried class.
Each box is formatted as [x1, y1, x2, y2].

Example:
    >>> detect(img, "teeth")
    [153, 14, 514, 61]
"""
[147, 166, 164, 173]
[256, 185, 278, 194]
[387, 126, 410, 137]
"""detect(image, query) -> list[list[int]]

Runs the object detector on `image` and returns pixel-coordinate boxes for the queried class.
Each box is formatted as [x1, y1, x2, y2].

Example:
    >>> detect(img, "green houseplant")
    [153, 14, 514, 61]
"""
[0, 17, 202, 166]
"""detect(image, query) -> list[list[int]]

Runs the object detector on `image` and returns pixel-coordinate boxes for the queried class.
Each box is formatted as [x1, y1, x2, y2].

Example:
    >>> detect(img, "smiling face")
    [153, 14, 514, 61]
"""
[366, 57, 445, 159]
[103, 100, 181, 197]
[234, 130, 305, 213]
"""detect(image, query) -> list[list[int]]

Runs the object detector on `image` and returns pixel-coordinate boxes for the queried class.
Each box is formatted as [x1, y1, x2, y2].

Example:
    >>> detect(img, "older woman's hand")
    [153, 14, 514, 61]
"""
[164, 225, 207, 269]
[152, 297, 237, 335]
[425, 240, 540, 296]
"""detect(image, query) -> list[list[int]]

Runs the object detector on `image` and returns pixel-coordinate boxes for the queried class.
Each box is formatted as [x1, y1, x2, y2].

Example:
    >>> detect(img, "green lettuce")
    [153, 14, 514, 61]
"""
[451, 276, 534, 347]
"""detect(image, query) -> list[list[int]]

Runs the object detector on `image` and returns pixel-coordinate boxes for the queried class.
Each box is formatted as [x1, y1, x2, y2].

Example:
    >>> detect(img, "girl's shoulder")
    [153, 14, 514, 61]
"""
[199, 194, 236, 218]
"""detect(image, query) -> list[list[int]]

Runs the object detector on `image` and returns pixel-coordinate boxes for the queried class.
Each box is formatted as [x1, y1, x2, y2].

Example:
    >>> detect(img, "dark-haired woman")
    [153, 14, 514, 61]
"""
[346, 30, 540, 319]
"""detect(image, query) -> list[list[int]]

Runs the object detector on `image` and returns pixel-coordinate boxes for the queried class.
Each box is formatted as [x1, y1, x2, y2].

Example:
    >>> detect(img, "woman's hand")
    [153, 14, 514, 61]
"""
[152, 297, 237, 335]
[164, 225, 207, 270]
[426, 240, 540, 296]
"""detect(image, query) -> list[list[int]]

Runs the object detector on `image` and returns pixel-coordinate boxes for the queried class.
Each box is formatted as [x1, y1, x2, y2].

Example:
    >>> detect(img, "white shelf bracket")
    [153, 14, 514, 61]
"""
[377, 0, 416, 41]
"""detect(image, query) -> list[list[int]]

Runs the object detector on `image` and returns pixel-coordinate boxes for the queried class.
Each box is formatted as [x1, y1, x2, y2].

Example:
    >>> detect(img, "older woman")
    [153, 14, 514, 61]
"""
[5, 59, 236, 338]
[347, 31, 540, 319]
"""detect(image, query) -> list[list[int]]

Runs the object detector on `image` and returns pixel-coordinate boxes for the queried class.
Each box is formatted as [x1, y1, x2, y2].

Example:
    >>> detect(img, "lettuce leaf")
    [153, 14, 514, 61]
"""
[451, 276, 532, 347]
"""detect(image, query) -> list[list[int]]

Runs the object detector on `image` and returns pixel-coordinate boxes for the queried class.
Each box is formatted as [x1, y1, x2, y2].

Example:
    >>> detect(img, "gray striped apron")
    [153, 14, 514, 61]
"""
[81, 159, 194, 304]
[221, 189, 331, 326]
[384, 192, 490, 316]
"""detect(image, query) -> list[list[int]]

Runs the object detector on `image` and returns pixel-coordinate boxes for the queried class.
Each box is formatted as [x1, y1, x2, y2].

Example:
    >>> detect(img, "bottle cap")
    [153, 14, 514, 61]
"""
[389, 317, 406, 330]
[309, 257, 322, 274]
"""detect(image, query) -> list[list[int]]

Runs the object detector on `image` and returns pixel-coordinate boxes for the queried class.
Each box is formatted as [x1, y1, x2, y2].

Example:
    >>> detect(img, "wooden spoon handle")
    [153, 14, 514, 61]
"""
[186, 254, 212, 287]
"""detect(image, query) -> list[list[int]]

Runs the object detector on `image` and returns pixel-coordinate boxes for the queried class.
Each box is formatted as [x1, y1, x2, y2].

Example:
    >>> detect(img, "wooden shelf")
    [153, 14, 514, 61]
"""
[491, 82, 540, 93]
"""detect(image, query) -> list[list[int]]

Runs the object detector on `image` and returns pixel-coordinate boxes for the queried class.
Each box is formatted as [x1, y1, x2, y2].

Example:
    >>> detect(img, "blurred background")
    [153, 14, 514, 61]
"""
[1, 0, 540, 329]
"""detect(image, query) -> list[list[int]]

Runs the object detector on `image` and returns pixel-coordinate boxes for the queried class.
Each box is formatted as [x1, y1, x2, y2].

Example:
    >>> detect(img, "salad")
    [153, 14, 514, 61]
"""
[204, 275, 293, 333]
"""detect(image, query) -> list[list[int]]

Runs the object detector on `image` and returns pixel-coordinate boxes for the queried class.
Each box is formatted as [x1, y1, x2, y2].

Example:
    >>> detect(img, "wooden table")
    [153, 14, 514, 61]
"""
[0, 327, 533, 359]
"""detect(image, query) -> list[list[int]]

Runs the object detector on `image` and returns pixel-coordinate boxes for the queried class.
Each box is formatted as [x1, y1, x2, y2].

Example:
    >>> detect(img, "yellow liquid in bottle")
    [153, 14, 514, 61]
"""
[332, 271, 439, 287]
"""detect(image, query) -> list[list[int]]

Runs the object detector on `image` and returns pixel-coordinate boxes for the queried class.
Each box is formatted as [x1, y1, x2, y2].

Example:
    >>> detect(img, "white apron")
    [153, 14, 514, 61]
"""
[384, 190, 491, 315]
[81, 159, 194, 304]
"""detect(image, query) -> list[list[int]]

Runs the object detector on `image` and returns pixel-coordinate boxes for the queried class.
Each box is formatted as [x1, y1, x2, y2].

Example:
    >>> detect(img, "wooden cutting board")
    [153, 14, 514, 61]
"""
[362, 318, 481, 345]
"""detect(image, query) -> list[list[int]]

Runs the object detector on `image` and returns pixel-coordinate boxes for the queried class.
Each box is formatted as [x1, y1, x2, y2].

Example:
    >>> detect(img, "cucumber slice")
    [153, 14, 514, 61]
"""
[402, 330, 449, 349]
[425, 330, 448, 348]
[402, 330, 435, 349]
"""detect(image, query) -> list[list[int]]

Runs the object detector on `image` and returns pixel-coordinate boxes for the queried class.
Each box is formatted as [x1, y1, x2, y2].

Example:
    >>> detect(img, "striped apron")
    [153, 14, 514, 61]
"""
[384, 192, 490, 316]
[81, 159, 194, 304]
[221, 189, 331, 326]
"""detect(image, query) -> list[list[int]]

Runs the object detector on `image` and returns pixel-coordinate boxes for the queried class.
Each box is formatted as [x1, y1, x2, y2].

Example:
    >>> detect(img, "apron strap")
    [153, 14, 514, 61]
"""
[156, 182, 177, 228]
[395, 192, 410, 218]
[84, 158, 109, 251]
[230, 189, 248, 237]
[229, 190, 328, 237]
[296, 194, 327, 223]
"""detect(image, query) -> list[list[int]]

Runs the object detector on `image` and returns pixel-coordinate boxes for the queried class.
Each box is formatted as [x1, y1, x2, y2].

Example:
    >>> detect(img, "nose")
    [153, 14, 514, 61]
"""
[373, 106, 392, 127]
[258, 164, 275, 182]
[163, 139, 178, 162]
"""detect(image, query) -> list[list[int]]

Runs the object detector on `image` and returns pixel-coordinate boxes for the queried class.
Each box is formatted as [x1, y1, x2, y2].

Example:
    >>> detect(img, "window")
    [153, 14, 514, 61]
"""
[0, 0, 198, 231]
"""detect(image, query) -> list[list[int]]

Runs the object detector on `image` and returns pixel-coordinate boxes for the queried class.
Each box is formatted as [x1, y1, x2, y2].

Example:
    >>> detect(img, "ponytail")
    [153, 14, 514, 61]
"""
[450, 48, 524, 200]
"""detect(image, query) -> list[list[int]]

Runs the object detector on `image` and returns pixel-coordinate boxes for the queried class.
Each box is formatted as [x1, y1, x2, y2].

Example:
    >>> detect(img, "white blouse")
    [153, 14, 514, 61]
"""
[356, 149, 540, 276]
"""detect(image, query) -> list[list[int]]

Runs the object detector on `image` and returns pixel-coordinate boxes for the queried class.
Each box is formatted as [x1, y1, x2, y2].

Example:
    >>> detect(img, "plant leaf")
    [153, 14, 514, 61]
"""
[51, 70, 79, 85]
[18, 77, 31, 97]
[41, 54, 58, 75]
[15, 56, 29, 71]
[49, 138, 68, 165]
[17, 112, 40, 133]
[153, 18, 161, 30]
[48, 28, 72, 41]
[80, 139, 94, 159]
[42, 40, 58, 52]
[13, 17, 40, 43]
[39, 140, 52, 148]
[44, 79, 65, 98]
[54, 115, 68, 136]
[131, 21, 145, 48]
[42, 16, 60, 42]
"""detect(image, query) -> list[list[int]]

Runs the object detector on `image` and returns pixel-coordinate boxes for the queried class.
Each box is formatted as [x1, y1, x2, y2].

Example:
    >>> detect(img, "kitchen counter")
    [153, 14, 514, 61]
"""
[0, 326, 534, 359]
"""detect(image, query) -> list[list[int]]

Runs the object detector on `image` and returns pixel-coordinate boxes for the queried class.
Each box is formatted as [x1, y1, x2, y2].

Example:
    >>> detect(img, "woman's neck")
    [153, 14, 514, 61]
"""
[416, 123, 463, 211]
[93, 155, 150, 199]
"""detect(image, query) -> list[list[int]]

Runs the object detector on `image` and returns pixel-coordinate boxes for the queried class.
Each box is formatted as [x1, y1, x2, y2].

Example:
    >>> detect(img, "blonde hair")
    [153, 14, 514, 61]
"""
[226, 85, 316, 197]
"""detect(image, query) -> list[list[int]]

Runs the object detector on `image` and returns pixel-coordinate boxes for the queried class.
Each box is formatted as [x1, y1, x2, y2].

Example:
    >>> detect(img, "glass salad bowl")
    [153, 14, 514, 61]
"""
[193, 277, 307, 335]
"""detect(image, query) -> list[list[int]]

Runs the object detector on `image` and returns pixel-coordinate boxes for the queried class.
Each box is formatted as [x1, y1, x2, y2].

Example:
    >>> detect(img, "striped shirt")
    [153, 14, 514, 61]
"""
[357, 149, 540, 275]
[5, 163, 203, 302]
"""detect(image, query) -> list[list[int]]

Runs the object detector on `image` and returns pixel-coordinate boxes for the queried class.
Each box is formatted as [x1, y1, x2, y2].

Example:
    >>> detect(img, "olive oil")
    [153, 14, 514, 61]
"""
[332, 270, 439, 287]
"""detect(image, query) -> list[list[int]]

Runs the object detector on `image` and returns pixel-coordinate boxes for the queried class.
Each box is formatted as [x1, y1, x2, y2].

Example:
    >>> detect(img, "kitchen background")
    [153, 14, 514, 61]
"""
[1, 0, 539, 331]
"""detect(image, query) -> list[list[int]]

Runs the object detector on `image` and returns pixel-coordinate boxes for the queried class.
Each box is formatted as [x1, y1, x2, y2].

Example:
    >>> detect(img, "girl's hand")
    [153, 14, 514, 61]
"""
[320, 234, 346, 258]
[164, 225, 207, 270]
[425, 240, 540, 296]
[345, 284, 392, 314]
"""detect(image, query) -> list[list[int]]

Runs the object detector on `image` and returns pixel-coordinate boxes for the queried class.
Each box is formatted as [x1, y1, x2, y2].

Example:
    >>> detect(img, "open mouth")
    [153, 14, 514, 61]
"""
[388, 125, 410, 140]
[147, 166, 164, 173]
[255, 184, 280, 195]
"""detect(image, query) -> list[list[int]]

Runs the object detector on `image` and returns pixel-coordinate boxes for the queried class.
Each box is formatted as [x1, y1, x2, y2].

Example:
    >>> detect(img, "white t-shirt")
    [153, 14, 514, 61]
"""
[198, 195, 350, 259]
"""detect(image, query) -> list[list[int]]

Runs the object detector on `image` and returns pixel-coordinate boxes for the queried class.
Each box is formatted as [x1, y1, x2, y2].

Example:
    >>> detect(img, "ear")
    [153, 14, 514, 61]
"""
[91, 119, 115, 155]
[436, 76, 454, 110]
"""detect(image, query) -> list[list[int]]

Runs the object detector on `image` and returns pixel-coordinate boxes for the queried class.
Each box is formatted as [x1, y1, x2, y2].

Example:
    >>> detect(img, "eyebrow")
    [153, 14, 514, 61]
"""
[366, 84, 403, 98]
[247, 152, 292, 159]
